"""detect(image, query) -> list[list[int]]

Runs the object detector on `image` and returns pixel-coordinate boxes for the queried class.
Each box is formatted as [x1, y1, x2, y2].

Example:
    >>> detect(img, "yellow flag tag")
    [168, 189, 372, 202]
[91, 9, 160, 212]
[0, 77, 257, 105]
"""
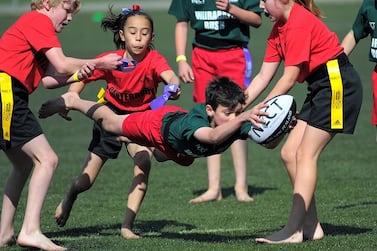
[96, 87, 107, 104]
[326, 59, 343, 129]
[0, 73, 14, 141]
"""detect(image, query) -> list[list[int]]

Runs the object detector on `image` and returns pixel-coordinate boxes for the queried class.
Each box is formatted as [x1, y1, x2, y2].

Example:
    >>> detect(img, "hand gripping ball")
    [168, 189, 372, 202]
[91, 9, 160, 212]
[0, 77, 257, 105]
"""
[248, 94, 296, 145]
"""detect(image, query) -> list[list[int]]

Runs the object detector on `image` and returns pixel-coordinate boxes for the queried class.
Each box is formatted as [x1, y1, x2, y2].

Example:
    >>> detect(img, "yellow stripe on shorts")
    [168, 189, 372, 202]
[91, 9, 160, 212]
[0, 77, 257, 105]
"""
[0, 73, 14, 141]
[96, 87, 107, 104]
[326, 59, 343, 129]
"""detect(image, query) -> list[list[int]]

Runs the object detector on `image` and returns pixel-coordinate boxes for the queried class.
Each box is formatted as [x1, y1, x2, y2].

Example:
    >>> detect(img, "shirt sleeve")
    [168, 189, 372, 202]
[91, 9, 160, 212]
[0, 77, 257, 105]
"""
[168, 0, 190, 21]
[352, 1, 371, 42]
[151, 52, 173, 82]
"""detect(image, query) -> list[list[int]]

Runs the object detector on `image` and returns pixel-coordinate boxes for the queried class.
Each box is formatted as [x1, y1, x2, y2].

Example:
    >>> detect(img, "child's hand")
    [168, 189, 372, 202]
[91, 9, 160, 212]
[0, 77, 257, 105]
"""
[247, 102, 269, 127]
[216, 0, 231, 12]
[95, 53, 122, 70]
[169, 87, 181, 100]
[77, 62, 95, 81]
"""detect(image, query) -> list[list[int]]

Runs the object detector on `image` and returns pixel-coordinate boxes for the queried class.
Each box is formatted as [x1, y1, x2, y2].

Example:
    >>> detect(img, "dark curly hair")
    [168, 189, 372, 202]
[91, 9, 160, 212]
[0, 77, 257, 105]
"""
[101, 4, 154, 49]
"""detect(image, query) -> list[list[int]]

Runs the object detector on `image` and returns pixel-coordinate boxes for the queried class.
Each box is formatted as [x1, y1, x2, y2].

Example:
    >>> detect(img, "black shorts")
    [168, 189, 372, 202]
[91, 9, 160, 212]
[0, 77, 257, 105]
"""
[88, 102, 132, 159]
[299, 53, 363, 134]
[0, 75, 43, 150]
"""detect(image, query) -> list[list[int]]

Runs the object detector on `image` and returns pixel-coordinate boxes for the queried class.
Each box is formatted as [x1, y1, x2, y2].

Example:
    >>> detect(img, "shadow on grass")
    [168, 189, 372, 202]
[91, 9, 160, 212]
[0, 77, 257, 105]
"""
[322, 223, 373, 236]
[334, 200, 377, 209]
[257, 222, 372, 240]
[45, 220, 372, 244]
[46, 220, 255, 243]
[191, 185, 276, 199]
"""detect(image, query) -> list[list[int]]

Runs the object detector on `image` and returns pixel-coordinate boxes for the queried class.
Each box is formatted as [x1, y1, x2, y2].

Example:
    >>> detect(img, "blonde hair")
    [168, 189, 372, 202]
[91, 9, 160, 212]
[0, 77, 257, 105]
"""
[31, 0, 81, 14]
[295, 0, 323, 18]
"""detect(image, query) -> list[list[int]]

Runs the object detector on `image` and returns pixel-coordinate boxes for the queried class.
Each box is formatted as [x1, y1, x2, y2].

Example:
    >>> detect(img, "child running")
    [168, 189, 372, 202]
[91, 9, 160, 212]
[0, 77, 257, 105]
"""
[0, 0, 121, 250]
[48, 5, 181, 239]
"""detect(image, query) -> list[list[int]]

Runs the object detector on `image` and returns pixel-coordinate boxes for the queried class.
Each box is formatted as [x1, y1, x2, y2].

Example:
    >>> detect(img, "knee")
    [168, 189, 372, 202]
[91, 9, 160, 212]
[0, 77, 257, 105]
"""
[72, 174, 92, 192]
[280, 145, 296, 166]
[133, 151, 152, 172]
[39, 152, 59, 171]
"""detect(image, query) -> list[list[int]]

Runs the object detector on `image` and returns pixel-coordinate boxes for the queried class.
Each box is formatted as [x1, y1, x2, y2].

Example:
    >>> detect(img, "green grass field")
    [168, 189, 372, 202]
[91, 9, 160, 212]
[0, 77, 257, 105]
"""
[1, 3, 377, 251]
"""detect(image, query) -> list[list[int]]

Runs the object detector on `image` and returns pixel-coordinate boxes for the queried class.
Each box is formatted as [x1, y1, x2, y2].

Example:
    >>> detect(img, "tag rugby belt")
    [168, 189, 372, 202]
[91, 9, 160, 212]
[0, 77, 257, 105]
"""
[306, 53, 348, 129]
[0, 72, 13, 141]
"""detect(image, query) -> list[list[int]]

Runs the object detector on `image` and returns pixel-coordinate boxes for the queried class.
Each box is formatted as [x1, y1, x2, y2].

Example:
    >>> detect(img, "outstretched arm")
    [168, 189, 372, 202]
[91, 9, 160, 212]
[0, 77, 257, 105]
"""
[160, 70, 181, 100]
[244, 61, 280, 107]
[193, 102, 268, 144]
[44, 47, 121, 74]
[42, 62, 95, 89]
[41, 48, 121, 89]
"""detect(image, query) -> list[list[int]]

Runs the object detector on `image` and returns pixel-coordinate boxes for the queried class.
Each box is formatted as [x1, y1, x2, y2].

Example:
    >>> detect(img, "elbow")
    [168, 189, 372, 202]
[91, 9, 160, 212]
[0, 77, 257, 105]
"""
[52, 61, 73, 75]
[249, 15, 262, 28]
[41, 77, 58, 89]
[253, 20, 262, 28]
[208, 135, 222, 145]
[53, 66, 71, 75]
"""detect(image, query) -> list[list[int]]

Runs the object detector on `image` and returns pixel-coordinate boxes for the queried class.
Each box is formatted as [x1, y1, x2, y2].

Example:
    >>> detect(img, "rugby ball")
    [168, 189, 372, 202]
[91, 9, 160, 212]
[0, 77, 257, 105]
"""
[248, 94, 296, 145]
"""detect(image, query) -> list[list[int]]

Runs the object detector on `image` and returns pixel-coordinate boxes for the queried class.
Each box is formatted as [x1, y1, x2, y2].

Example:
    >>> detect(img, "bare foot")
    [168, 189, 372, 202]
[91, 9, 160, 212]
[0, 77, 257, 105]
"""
[235, 190, 254, 202]
[121, 228, 141, 240]
[303, 222, 324, 241]
[255, 229, 303, 244]
[55, 196, 76, 227]
[0, 235, 16, 247]
[17, 230, 66, 251]
[39, 92, 78, 119]
[189, 190, 222, 204]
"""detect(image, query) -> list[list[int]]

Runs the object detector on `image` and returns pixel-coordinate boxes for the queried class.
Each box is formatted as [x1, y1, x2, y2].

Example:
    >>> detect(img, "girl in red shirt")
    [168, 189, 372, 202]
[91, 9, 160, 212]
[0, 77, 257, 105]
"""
[50, 5, 181, 240]
[0, 1, 120, 250]
[245, 0, 362, 244]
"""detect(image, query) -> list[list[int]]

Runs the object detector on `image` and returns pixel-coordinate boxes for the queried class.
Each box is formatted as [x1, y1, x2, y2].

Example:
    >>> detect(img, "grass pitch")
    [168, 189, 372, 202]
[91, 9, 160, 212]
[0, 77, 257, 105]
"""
[1, 3, 377, 251]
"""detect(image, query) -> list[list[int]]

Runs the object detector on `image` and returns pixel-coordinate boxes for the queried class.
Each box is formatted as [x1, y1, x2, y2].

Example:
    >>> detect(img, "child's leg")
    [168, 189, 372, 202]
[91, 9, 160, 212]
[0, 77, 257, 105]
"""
[280, 121, 324, 240]
[15, 135, 66, 250]
[55, 152, 105, 227]
[231, 139, 253, 202]
[256, 125, 332, 244]
[0, 149, 33, 247]
[121, 144, 152, 239]
[303, 196, 324, 240]
[39, 92, 127, 136]
[189, 154, 222, 203]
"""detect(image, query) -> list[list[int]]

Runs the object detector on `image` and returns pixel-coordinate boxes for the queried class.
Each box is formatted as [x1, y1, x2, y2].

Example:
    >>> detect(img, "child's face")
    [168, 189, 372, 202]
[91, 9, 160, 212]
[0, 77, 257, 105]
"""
[119, 15, 154, 59]
[49, 0, 75, 32]
[207, 103, 243, 127]
[260, 0, 284, 22]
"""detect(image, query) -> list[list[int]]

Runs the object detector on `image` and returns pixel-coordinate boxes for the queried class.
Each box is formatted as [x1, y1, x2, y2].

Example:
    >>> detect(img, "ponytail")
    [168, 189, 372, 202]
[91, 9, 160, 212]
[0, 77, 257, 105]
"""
[295, 0, 323, 18]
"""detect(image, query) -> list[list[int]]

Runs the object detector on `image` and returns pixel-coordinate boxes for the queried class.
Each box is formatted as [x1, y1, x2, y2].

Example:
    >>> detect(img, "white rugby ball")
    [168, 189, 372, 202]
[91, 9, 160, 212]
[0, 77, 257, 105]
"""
[248, 94, 296, 144]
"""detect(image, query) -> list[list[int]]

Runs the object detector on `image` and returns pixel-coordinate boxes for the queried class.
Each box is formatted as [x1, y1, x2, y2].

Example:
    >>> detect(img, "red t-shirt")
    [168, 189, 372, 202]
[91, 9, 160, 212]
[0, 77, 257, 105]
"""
[0, 11, 61, 93]
[83, 49, 171, 112]
[264, 3, 343, 82]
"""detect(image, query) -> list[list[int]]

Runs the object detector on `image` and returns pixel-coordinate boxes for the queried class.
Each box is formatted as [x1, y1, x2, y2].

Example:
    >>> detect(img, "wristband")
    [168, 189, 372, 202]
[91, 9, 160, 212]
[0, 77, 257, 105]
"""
[72, 71, 80, 82]
[176, 55, 187, 62]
